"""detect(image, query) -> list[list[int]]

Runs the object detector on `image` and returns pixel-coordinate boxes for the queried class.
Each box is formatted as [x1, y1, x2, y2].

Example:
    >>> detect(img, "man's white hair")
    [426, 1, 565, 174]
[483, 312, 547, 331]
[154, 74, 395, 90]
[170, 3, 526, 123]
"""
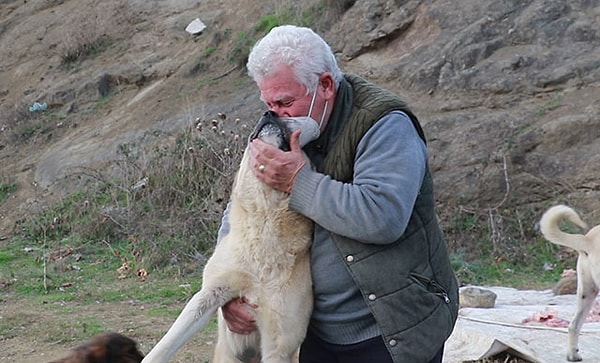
[247, 25, 343, 94]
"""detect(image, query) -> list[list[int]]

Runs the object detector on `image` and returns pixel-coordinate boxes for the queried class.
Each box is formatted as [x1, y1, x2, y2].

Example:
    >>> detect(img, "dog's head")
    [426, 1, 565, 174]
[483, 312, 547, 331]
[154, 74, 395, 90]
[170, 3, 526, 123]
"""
[249, 111, 291, 151]
[103, 333, 144, 363]
[48, 332, 144, 363]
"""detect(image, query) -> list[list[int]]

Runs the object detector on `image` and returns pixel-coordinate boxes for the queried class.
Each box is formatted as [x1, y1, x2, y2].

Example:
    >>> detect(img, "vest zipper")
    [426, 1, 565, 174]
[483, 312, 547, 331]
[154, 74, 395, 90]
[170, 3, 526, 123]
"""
[410, 272, 450, 304]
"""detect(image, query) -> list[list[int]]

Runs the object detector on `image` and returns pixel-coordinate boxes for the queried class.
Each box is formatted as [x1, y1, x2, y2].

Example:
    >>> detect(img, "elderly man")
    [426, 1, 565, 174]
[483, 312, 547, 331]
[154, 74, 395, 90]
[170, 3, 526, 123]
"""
[220, 25, 459, 363]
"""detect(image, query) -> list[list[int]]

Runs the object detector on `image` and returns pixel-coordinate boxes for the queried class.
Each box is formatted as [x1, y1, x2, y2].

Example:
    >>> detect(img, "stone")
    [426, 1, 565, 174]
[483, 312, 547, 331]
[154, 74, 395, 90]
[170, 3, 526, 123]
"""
[553, 275, 577, 295]
[459, 286, 497, 308]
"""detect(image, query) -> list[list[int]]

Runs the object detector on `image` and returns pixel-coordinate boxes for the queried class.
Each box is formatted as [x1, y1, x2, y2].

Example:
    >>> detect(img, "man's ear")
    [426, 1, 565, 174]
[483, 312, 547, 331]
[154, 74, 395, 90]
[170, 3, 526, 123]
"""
[319, 72, 336, 100]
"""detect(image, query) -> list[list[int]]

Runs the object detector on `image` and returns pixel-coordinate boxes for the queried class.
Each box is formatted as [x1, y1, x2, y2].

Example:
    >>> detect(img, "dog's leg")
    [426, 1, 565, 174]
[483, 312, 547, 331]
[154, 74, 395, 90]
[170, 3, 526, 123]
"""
[567, 255, 599, 362]
[258, 306, 307, 363]
[142, 287, 231, 363]
[258, 258, 312, 363]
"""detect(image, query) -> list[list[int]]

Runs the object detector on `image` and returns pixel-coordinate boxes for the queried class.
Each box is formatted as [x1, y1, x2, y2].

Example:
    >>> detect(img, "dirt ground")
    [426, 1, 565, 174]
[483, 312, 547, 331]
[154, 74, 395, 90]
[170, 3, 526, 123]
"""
[0, 295, 217, 362]
[0, 294, 532, 363]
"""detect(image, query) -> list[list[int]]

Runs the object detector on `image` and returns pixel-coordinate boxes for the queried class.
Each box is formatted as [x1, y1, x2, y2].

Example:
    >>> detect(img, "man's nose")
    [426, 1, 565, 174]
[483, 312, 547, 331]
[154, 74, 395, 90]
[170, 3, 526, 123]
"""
[267, 106, 289, 118]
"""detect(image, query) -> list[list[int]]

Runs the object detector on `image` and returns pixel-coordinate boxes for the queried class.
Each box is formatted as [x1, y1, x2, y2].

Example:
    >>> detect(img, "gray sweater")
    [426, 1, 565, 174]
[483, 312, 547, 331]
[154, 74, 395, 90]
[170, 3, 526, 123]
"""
[291, 111, 427, 344]
[290, 75, 458, 362]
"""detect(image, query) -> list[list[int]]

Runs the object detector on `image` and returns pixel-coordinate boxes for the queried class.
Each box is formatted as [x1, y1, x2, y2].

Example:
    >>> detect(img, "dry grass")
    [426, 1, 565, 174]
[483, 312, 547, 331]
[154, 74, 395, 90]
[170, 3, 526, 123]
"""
[57, 0, 134, 65]
[14, 112, 252, 273]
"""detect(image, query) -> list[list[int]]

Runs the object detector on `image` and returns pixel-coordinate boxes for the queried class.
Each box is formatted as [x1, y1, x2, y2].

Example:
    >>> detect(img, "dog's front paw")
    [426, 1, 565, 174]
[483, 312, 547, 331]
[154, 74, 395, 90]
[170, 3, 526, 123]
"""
[567, 349, 583, 362]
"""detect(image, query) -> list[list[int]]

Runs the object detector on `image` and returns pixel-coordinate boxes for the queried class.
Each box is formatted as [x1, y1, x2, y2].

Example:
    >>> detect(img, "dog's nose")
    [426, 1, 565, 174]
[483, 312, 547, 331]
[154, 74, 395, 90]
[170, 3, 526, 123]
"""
[248, 111, 290, 151]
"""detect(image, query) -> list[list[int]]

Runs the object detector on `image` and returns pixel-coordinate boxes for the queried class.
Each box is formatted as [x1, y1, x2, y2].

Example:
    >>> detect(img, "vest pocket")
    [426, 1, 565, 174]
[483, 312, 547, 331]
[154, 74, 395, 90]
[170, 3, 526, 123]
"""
[410, 272, 451, 304]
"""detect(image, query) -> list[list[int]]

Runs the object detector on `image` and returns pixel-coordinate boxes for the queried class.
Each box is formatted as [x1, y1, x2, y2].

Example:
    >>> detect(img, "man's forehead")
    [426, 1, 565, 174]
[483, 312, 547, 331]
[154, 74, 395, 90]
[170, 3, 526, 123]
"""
[259, 81, 306, 102]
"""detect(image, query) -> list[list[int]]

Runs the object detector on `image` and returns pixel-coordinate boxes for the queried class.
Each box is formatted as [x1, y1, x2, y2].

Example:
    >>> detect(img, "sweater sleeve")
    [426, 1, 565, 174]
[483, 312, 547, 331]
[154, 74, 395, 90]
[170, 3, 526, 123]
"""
[216, 201, 231, 244]
[289, 111, 427, 244]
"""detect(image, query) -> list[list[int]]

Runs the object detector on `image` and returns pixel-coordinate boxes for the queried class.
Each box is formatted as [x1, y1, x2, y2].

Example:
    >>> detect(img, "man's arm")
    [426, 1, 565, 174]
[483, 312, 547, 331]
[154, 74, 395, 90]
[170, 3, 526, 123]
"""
[290, 111, 427, 244]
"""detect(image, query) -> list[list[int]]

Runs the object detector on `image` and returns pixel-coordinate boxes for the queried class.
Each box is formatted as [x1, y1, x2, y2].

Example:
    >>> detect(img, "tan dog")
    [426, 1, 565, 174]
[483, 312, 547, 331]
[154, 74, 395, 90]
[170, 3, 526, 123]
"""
[540, 205, 600, 362]
[142, 112, 314, 363]
[48, 332, 144, 363]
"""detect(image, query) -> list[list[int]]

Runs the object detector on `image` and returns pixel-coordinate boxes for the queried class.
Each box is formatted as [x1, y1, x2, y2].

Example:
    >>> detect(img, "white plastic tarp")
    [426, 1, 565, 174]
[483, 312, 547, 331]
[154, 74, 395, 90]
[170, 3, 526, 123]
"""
[443, 286, 600, 363]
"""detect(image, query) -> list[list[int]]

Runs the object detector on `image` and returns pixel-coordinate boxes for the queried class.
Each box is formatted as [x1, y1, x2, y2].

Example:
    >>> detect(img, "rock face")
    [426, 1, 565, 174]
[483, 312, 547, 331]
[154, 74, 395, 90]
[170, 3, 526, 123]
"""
[1, 0, 600, 241]
[331, 0, 600, 212]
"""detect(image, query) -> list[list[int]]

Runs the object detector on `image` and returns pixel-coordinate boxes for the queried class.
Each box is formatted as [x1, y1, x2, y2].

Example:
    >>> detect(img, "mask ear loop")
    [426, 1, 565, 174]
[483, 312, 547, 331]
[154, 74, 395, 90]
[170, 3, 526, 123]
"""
[318, 101, 328, 128]
[307, 86, 318, 119]
[308, 83, 328, 129]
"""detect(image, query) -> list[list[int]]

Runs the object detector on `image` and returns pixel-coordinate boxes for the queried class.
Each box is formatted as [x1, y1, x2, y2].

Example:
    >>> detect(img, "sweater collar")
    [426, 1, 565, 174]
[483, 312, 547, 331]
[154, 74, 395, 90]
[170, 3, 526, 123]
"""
[305, 74, 354, 166]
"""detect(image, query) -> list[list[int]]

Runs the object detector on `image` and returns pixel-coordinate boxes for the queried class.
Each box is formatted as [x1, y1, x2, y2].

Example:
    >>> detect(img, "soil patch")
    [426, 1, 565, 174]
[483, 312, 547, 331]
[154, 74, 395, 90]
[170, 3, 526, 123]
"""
[0, 295, 217, 362]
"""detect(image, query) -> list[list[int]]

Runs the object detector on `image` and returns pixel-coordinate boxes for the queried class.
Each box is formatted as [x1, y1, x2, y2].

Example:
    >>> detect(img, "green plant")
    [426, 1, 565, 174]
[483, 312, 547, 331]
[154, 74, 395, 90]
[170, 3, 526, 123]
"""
[299, 2, 329, 29]
[1, 103, 52, 144]
[60, 38, 112, 65]
[0, 251, 12, 263]
[440, 202, 578, 290]
[228, 31, 255, 67]
[8, 113, 250, 284]
[225, 2, 333, 68]
[255, 14, 286, 33]
[93, 93, 114, 110]
[0, 178, 18, 204]
[204, 46, 217, 57]
[255, 2, 329, 32]
[534, 93, 564, 117]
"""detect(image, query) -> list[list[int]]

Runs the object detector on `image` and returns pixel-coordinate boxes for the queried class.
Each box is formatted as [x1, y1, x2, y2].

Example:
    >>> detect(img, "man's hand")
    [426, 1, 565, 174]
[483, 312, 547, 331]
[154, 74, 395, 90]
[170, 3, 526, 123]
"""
[250, 130, 306, 193]
[221, 297, 259, 334]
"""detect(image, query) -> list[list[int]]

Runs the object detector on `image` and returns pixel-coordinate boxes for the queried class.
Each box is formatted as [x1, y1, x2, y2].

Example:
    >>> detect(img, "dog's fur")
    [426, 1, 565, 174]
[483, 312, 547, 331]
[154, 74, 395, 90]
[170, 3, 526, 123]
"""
[142, 112, 314, 363]
[540, 205, 600, 362]
[48, 332, 144, 363]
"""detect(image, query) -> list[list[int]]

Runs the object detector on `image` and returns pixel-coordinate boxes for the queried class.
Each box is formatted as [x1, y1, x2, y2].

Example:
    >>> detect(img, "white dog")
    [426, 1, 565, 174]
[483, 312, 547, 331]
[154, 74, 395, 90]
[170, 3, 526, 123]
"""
[142, 112, 314, 363]
[540, 205, 600, 362]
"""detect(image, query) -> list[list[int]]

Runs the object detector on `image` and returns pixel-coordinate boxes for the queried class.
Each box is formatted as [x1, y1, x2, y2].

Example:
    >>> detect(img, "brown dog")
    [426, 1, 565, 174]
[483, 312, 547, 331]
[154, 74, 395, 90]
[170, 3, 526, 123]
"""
[540, 205, 600, 362]
[48, 332, 144, 363]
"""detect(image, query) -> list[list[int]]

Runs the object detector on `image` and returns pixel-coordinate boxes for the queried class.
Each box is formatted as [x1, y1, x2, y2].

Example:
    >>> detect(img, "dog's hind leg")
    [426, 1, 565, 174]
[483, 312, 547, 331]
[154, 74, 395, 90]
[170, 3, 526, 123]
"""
[142, 287, 232, 363]
[567, 255, 599, 362]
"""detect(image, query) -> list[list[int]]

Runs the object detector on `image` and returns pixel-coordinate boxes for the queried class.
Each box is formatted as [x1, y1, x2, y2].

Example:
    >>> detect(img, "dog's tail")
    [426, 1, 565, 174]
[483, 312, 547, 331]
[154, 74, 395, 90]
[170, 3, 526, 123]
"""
[142, 286, 234, 363]
[540, 205, 589, 252]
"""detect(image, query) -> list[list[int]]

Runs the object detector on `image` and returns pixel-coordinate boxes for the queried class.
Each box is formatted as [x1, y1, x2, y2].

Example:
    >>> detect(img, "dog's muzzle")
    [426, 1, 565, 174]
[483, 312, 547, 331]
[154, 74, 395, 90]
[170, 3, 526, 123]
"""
[249, 111, 291, 151]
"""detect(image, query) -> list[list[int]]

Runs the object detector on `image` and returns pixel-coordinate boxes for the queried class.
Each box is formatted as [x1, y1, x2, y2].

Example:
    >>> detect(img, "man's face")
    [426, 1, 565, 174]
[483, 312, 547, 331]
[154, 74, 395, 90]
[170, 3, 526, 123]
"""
[258, 64, 326, 126]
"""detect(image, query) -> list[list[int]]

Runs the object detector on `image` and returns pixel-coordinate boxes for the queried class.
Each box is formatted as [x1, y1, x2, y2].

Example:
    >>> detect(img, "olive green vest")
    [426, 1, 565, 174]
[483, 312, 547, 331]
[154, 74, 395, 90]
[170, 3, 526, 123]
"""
[322, 74, 425, 183]
[324, 75, 459, 362]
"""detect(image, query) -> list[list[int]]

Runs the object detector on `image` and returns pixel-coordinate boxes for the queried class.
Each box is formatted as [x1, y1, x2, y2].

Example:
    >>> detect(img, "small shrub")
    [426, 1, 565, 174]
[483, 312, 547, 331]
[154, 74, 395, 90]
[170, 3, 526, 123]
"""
[13, 114, 251, 272]
[255, 14, 286, 33]
[440, 203, 577, 289]
[227, 2, 337, 68]
[0, 178, 18, 204]
[0, 102, 56, 145]
[57, 1, 133, 67]
[228, 31, 255, 67]
[204, 46, 217, 57]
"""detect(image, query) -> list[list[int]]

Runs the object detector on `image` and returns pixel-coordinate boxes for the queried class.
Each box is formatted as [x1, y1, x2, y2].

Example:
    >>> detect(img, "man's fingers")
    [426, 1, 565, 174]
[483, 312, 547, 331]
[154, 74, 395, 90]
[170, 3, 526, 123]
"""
[222, 297, 259, 334]
[289, 129, 302, 151]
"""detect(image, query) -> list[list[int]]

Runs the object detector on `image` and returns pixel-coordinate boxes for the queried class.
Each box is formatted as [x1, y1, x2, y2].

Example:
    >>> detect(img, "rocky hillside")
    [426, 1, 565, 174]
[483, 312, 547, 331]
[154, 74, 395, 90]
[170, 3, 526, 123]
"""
[1, 0, 599, 254]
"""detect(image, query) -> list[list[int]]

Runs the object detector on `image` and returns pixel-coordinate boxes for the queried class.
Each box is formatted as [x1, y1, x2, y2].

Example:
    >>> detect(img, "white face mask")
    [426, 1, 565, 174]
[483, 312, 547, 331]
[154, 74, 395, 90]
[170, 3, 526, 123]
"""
[279, 86, 328, 147]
